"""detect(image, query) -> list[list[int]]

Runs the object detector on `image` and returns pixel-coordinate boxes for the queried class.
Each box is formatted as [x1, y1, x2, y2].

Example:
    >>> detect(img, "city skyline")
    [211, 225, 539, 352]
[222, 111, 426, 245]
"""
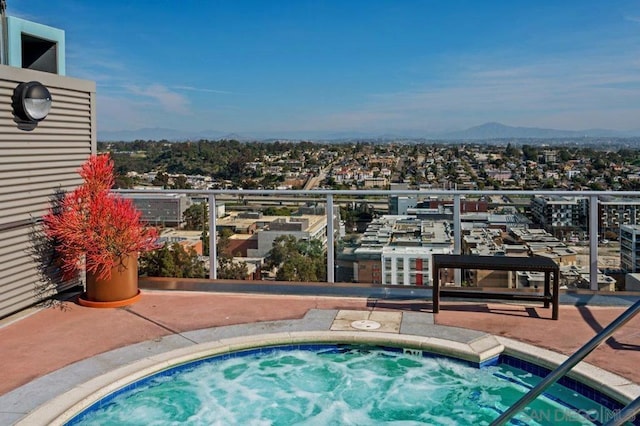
[11, 0, 640, 137]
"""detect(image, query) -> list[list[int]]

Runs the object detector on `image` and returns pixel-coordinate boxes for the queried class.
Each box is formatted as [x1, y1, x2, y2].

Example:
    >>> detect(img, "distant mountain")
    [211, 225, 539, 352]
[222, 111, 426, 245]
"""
[437, 122, 631, 140]
[98, 127, 231, 142]
[98, 122, 640, 142]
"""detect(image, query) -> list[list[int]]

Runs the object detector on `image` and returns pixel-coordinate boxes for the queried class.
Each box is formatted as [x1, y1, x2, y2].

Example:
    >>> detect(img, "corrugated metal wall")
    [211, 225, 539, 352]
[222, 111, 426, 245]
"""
[0, 65, 95, 318]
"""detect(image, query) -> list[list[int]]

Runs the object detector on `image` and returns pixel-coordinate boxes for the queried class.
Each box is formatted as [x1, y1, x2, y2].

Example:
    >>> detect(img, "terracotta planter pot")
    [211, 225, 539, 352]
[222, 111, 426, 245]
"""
[79, 253, 141, 308]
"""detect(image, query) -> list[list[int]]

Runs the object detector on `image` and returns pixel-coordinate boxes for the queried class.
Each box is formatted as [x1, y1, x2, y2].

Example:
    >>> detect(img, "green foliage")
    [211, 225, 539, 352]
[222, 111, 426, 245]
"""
[214, 228, 249, 279]
[140, 242, 205, 278]
[522, 144, 538, 161]
[103, 140, 315, 187]
[152, 171, 170, 187]
[504, 142, 519, 158]
[266, 235, 326, 282]
[183, 203, 208, 231]
[558, 149, 572, 162]
[113, 174, 136, 189]
[218, 257, 250, 280]
[340, 202, 375, 233]
[262, 206, 293, 216]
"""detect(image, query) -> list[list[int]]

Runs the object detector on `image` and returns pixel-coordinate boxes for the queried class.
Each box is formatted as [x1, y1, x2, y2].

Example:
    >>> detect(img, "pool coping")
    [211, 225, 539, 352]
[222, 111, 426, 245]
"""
[2, 309, 639, 425]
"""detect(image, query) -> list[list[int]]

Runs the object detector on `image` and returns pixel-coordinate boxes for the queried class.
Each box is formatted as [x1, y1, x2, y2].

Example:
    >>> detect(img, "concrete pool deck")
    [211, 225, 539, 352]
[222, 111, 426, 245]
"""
[0, 290, 639, 424]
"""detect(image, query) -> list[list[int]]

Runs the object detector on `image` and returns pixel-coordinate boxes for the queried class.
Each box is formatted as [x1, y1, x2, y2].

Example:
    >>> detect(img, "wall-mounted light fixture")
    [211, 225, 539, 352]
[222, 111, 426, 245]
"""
[12, 81, 52, 122]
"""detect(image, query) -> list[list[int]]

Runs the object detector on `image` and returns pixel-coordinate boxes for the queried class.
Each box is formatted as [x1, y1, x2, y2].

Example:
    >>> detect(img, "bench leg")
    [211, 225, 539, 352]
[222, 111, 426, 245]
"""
[432, 266, 440, 313]
[552, 271, 559, 320]
[543, 272, 551, 309]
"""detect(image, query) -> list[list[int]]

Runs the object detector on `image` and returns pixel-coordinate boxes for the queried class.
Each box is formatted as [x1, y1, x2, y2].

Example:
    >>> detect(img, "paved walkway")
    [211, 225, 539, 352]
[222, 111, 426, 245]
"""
[0, 291, 639, 424]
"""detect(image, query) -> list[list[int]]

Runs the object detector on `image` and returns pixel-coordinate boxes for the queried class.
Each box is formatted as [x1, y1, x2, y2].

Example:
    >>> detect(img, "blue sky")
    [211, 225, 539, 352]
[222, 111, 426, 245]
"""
[11, 0, 640, 137]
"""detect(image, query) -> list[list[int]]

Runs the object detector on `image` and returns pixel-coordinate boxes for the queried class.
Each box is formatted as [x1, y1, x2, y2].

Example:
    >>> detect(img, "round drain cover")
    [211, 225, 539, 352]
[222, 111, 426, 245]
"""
[351, 319, 381, 330]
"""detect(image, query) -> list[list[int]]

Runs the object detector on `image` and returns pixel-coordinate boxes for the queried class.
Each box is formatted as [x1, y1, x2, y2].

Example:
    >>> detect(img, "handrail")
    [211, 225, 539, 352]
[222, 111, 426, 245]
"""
[490, 298, 640, 426]
[604, 395, 640, 426]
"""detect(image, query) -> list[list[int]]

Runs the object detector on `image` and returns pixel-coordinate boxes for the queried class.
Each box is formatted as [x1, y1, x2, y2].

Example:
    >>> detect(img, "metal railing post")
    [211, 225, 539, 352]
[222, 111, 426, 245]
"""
[208, 194, 217, 280]
[604, 395, 640, 426]
[453, 194, 462, 285]
[589, 195, 599, 291]
[327, 194, 335, 283]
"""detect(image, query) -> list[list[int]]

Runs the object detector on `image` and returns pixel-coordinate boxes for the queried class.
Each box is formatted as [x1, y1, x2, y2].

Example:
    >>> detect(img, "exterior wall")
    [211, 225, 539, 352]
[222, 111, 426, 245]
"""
[625, 273, 640, 291]
[599, 199, 640, 238]
[380, 248, 451, 286]
[530, 196, 587, 238]
[471, 269, 512, 288]
[226, 237, 257, 257]
[356, 259, 381, 284]
[0, 65, 96, 318]
[620, 225, 640, 272]
[247, 230, 309, 258]
[389, 196, 417, 215]
[122, 193, 191, 227]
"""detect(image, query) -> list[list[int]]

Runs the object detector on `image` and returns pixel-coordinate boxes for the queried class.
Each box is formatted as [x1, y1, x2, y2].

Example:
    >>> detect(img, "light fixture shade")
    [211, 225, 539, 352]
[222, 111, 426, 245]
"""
[13, 81, 52, 122]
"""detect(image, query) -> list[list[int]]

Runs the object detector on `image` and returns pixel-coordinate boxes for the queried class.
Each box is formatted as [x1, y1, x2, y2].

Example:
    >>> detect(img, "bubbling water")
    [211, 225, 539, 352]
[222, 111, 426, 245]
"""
[71, 347, 604, 425]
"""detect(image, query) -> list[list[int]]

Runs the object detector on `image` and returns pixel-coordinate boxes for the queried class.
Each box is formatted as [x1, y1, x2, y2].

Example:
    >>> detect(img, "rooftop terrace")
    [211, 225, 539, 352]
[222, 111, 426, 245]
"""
[0, 288, 639, 424]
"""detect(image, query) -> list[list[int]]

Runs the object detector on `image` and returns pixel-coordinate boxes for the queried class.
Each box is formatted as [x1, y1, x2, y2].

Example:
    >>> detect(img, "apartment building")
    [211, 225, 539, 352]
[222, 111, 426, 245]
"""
[530, 195, 588, 239]
[245, 215, 328, 258]
[352, 216, 451, 286]
[620, 224, 640, 273]
[599, 196, 640, 239]
[122, 193, 192, 227]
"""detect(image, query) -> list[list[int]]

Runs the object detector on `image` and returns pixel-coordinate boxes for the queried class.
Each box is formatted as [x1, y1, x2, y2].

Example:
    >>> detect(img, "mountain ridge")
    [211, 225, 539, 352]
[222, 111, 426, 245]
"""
[98, 122, 640, 142]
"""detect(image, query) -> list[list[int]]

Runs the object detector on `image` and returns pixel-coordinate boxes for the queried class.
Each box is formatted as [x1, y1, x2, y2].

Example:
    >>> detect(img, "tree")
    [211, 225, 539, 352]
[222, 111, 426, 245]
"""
[266, 235, 326, 282]
[171, 175, 192, 189]
[152, 171, 170, 187]
[114, 174, 135, 189]
[139, 242, 205, 278]
[215, 228, 249, 279]
[504, 142, 519, 158]
[522, 145, 538, 161]
[183, 202, 208, 231]
[263, 206, 294, 216]
[218, 257, 250, 280]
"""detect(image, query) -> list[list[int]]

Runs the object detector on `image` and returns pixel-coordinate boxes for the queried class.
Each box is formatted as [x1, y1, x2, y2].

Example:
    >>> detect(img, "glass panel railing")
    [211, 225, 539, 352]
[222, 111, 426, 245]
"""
[116, 188, 640, 294]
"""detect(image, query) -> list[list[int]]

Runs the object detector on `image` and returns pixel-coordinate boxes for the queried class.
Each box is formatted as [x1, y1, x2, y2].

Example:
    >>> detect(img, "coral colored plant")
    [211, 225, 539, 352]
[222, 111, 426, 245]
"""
[43, 154, 158, 281]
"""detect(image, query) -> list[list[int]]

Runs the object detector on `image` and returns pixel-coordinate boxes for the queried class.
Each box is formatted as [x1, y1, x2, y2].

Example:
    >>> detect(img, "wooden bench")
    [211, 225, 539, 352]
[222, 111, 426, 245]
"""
[432, 254, 560, 320]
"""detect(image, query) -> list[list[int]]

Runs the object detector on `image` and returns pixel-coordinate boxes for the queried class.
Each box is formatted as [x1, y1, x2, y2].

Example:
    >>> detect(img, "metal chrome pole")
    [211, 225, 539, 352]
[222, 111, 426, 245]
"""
[327, 194, 335, 283]
[491, 298, 640, 425]
[453, 194, 461, 285]
[589, 195, 599, 290]
[208, 194, 217, 280]
[604, 396, 640, 426]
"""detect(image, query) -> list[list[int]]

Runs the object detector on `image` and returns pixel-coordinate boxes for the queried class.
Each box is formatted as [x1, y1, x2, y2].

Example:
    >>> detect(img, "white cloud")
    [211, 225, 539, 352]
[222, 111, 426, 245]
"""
[172, 85, 232, 95]
[125, 84, 190, 115]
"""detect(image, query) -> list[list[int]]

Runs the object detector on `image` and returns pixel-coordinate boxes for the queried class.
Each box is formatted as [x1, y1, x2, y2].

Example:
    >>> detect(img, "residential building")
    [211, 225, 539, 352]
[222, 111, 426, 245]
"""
[599, 196, 640, 239]
[620, 224, 640, 273]
[246, 215, 328, 258]
[351, 215, 452, 285]
[122, 193, 192, 227]
[530, 196, 588, 239]
[389, 196, 417, 215]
